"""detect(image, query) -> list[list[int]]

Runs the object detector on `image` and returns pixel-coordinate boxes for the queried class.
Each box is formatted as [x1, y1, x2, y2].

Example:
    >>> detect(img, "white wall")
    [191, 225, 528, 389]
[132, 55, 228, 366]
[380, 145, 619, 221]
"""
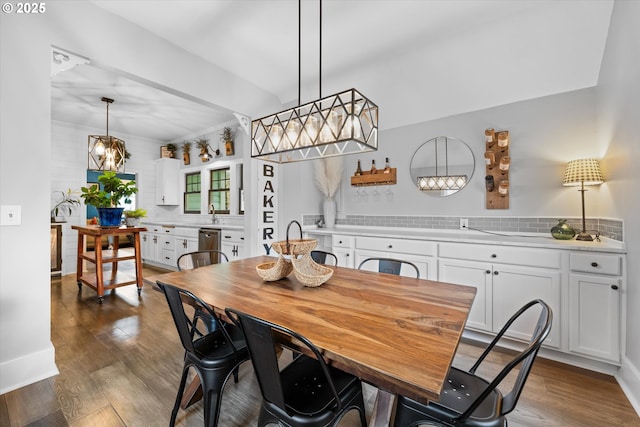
[279, 87, 604, 221]
[597, 0, 640, 412]
[0, 1, 278, 394]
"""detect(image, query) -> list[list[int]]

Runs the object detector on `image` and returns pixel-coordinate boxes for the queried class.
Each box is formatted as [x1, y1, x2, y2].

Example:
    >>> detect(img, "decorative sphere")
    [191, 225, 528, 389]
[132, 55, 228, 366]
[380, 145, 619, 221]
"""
[551, 219, 576, 240]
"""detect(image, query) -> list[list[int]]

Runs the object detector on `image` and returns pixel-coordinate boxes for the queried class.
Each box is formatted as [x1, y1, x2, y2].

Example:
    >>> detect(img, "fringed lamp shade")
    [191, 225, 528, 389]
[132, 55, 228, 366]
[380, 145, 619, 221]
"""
[251, 89, 378, 163]
[563, 159, 604, 186]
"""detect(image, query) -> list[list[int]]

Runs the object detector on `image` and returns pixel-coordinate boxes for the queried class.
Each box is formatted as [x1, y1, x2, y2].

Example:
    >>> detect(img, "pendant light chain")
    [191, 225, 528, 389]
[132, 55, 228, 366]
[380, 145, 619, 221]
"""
[298, 0, 301, 106]
[319, 0, 322, 99]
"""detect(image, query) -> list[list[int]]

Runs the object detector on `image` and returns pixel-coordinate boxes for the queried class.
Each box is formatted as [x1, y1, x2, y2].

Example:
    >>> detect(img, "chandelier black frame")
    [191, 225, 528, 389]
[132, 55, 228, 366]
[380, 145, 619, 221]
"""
[88, 97, 126, 172]
[250, 0, 378, 163]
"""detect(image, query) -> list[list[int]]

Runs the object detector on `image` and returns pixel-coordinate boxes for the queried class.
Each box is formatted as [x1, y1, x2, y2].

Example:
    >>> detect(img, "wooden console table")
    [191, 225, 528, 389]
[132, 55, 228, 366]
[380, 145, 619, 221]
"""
[72, 225, 147, 303]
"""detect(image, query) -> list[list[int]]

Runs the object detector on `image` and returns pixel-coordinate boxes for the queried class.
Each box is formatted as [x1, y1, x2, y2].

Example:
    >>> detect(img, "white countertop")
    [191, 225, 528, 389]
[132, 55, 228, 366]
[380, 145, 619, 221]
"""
[142, 221, 244, 231]
[303, 225, 626, 253]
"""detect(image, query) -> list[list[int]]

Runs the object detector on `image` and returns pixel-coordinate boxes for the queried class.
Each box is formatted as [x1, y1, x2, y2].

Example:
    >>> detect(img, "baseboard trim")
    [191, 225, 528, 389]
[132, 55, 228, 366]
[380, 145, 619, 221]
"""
[0, 344, 59, 395]
[616, 356, 640, 417]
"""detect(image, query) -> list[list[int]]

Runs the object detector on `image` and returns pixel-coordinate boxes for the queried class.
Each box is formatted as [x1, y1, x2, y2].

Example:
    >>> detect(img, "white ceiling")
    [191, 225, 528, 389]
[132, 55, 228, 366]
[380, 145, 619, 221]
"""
[51, 0, 614, 142]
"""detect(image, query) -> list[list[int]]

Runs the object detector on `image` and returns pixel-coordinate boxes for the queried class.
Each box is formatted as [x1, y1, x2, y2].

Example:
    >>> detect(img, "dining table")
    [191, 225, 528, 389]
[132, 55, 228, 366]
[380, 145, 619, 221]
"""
[151, 255, 476, 426]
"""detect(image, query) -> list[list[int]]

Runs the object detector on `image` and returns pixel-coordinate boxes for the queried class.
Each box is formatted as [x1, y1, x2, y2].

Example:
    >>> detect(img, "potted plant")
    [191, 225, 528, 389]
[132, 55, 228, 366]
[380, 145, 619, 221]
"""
[80, 171, 138, 227]
[123, 208, 147, 227]
[181, 141, 192, 165]
[51, 189, 80, 222]
[166, 143, 177, 158]
[221, 126, 235, 156]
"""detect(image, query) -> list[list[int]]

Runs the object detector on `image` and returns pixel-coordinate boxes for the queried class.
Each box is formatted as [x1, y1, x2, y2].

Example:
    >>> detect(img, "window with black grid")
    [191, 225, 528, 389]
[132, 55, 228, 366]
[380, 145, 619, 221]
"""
[184, 172, 201, 214]
[209, 168, 230, 214]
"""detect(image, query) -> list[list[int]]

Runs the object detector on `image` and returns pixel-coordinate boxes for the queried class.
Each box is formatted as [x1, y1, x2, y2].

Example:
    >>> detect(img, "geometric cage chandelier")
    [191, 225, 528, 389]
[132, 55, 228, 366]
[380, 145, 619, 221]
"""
[88, 97, 126, 172]
[251, 0, 378, 163]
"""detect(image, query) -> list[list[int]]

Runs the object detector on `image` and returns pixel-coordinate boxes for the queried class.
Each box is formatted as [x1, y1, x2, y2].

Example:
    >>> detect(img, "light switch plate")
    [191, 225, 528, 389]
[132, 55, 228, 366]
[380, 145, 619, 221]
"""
[1, 205, 22, 226]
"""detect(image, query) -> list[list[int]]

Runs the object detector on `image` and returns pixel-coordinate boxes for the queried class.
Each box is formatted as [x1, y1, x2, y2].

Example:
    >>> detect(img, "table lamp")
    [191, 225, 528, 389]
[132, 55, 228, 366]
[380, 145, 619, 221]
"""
[562, 159, 604, 241]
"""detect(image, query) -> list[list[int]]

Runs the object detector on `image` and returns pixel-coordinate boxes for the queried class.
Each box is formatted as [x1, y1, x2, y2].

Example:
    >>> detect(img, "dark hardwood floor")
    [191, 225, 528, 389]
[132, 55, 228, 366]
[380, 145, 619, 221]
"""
[0, 263, 638, 426]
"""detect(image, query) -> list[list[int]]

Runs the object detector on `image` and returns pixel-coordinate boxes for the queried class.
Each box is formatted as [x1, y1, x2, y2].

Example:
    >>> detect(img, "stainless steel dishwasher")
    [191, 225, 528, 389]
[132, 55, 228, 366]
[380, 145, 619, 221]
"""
[198, 228, 222, 263]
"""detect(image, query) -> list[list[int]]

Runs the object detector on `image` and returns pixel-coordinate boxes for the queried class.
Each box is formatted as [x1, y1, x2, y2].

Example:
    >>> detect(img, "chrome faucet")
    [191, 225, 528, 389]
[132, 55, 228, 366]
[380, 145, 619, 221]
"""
[210, 204, 218, 224]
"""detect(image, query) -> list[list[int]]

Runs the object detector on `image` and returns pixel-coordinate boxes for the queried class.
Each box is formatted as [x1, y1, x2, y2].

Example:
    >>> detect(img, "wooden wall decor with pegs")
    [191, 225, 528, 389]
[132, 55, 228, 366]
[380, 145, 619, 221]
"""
[484, 129, 510, 209]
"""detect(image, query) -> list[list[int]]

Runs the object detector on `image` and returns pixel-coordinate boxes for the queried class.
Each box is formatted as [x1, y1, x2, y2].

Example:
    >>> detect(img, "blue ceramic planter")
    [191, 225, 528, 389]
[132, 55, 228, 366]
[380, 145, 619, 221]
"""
[97, 207, 124, 227]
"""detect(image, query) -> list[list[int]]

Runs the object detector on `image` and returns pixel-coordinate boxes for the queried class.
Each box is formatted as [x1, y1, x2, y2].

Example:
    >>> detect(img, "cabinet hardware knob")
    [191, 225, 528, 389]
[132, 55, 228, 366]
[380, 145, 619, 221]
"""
[346, 253, 350, 257]
[388, 245, 393, 248]
[486, 270, 491, 274]
[591, 262, 598, 267]
[339, 240, 343, 244]
[491, 254, 497, 258]
[611, 285, 619, 290]
[493, 271, 499, 275]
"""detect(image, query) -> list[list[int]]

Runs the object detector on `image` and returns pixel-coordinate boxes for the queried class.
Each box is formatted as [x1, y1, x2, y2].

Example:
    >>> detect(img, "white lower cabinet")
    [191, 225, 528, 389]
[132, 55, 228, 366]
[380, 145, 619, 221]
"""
[438, 243, 561, 348]
[221, 230, 245, 260]
[354, 236, 435, 279]
[568, 252, 623, 363]
[175, 227, 199, 264]
[141, 231, 160, 263]
[438, 258, 492, 331]
[332, 235, 355, 268]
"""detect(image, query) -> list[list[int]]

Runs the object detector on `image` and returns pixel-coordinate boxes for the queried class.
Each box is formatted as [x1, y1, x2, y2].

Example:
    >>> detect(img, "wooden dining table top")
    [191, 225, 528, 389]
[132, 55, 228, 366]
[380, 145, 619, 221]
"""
[152, 255, 476, 403]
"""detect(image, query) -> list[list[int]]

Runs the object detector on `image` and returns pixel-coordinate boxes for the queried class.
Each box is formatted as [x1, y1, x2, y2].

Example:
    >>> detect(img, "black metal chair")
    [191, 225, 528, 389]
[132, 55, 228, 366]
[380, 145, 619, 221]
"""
[225, 307, 368, 427]
[176, 250, 230, 333]
[357, 257, 420, 278]
[158, 281, 249, 427]
[310, 250, 338, 266]
[393, 299, 553, 427]
[177, 249, 229, 271]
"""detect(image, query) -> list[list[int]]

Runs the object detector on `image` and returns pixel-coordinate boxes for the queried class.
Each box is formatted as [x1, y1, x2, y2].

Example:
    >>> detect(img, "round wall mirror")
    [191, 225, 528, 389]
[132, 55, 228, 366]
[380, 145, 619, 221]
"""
[409, 136, 475, 196]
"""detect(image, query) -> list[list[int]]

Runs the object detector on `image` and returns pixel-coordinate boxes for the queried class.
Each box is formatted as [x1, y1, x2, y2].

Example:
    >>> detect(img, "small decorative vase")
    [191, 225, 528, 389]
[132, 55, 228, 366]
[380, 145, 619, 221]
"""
[323, 197, 337, 228]
[551, 219, 576, 240]
[97, 207, 124, 227]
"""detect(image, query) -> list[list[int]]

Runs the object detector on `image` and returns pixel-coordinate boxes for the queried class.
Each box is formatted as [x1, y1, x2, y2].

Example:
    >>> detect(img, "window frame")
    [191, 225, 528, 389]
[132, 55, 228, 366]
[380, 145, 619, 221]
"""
[208, 167, 231, 214]
[183, 171, 202, 214]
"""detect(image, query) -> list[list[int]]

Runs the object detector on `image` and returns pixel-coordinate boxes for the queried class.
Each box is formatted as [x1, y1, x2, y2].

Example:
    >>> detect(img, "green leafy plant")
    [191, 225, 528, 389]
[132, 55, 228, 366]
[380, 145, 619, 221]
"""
[51, 189, 80, 220]
[123, 208, 147, 218]
[80, 171, 138, 208]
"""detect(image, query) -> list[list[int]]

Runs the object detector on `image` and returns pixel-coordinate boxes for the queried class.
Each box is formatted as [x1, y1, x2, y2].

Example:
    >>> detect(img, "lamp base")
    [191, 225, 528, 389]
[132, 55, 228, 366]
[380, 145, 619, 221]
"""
[575, 231, 594, 241]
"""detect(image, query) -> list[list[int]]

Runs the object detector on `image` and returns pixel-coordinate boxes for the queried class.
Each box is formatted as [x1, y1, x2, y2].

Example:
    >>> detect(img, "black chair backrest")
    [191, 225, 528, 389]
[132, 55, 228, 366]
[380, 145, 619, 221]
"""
[225, 307, 343, 413]
[177, 250, 229, 271]
[158, 281, 238, 355]
[310, 250, 338, 266]
[463, 299, 552, 420]
[357, 257, 420, 278]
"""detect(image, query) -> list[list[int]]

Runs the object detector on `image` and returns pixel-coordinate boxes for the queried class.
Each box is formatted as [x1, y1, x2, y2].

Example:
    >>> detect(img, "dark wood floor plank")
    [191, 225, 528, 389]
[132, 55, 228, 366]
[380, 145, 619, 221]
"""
[0, 267, 638, 426]
[3, 379, 59, 426]
[68, 405, 125, 427]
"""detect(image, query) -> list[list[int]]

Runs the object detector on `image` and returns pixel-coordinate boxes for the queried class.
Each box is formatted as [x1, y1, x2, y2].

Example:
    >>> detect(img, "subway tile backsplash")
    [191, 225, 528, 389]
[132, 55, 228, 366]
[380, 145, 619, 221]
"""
[302, 215, 624, 242]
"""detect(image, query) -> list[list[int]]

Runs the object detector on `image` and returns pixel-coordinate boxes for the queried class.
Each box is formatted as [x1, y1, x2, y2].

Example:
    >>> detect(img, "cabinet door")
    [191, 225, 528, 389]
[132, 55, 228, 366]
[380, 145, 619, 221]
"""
[333, 247, 354, 268]
[235, 242, 246, 260]
[221, 241, 236, 260]
[155, 158, 180, 205]
[492, 265, 561, 348]
[141, 232, 160, 263]
[438, 259, 492, 332]
[175, 237, 198, 260]
[569, 274, 620, 363]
